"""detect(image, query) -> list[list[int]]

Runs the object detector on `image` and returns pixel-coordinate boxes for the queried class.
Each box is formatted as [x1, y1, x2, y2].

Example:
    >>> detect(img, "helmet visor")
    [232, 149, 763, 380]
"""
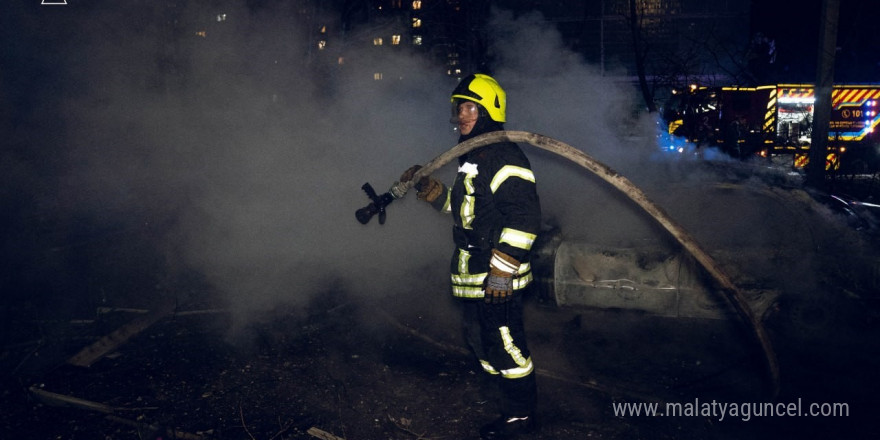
[450, 100, 479, 125]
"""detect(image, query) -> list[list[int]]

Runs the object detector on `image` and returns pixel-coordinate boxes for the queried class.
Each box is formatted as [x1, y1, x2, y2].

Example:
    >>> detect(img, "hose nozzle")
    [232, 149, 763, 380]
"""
[355, 182, 396, 225]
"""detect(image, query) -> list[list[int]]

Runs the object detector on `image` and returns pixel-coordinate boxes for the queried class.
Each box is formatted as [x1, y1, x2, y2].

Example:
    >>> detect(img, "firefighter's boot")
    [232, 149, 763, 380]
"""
[479, 414, 537, 440]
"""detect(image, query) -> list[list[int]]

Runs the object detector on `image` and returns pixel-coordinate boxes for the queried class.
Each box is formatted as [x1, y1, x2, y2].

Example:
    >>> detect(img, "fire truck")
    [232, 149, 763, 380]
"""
[661, 84, 880, 172]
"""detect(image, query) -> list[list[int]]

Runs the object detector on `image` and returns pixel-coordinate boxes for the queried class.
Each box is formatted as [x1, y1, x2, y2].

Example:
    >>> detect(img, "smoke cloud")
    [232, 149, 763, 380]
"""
[0, 3, 725, 321]
[44, 3, 461, 318]
[7, 3, 864, 332]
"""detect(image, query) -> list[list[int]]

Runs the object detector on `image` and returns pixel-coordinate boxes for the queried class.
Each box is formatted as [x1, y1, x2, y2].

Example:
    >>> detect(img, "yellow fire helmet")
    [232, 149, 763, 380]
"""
[451, 73, 506, 123]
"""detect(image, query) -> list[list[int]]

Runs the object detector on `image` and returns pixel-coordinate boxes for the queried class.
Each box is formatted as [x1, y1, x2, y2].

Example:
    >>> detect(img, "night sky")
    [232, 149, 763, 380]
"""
[750, 0, 880, 84]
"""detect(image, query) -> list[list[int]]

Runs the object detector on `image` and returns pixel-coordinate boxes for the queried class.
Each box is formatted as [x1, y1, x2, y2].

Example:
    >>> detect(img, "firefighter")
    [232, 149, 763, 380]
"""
[399, 73, 541, 439]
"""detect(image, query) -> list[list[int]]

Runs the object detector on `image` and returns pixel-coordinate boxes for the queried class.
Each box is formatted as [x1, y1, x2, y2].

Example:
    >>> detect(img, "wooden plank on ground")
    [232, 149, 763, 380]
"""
[67, 300, 176, 367]
[307, 427, 346, 440]
[29, 386, 116, 413]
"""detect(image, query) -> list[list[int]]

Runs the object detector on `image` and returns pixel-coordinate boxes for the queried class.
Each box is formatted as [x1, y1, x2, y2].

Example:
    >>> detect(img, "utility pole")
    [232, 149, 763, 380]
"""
[806, 0, 840, 189]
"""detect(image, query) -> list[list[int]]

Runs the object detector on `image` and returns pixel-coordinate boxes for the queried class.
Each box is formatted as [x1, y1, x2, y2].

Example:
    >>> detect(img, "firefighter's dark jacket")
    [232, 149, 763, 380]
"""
[428, 139, 541, 298]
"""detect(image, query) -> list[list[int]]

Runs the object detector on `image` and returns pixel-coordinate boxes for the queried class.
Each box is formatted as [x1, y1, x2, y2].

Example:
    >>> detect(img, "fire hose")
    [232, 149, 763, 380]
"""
[356, 130, 780, 397]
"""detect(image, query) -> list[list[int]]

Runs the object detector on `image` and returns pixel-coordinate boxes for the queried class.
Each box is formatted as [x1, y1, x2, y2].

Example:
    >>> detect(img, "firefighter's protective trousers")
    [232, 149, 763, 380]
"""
[462, 292, 537, 416]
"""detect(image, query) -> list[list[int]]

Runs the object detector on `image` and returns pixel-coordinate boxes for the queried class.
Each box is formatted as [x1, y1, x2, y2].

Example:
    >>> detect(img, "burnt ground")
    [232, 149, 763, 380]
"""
[2, 274, 879, 440]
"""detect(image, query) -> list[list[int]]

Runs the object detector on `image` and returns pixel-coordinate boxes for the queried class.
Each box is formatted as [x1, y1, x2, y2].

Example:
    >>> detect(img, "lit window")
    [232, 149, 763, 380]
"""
[373, 37, 383, 45]
[338, 57, 344, 65]
[412, 18, 421, 28]
[216, 14, 226, 22]
[318, 40, 326, 50]
[196, 30, 207, 37]
[392, 35, 401, 45]
[320, 26, 326, 33]
[413, 35, 422, 45]
[374, 73, 383, 80]
[413, 1, 422, 10]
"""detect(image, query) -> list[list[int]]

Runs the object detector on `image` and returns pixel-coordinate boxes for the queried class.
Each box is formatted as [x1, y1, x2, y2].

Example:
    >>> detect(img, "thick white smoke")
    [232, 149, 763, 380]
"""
[486, 10, 669, 246]
[48, 3, 463, 322]
[14, 4, 709, 324]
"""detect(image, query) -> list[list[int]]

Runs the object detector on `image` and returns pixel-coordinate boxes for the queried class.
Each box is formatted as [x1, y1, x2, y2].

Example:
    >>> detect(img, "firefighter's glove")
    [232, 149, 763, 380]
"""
[484, 249, 519, 304]
[398, 164, 444, 203]
[399, 165, 422, 183]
